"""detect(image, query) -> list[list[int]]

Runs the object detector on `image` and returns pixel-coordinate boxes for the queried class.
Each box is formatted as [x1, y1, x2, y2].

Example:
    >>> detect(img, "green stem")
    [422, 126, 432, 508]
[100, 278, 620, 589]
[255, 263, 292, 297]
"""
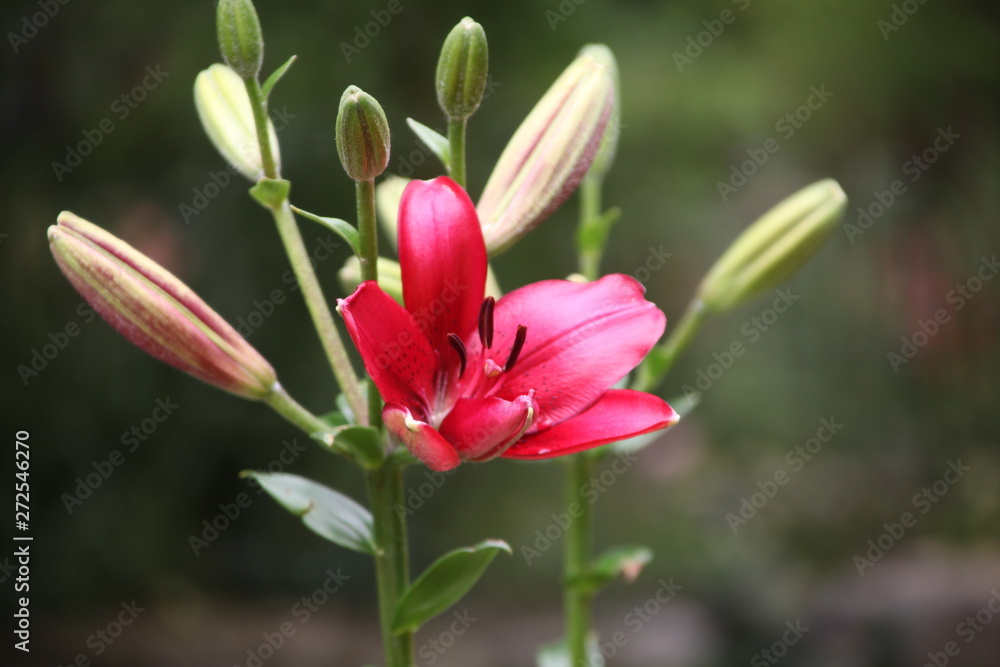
[565, 452, 595, 666]
[264, 383, 329, 434]
[578, 176, 603, 281]
[632, 298, 709, 393]
[366, 462, 413, 667]
[270, 200, 368, 423]
[355, 178, 383, 431]
[447, 118, 467, 187]
[245, 77, 278, 179]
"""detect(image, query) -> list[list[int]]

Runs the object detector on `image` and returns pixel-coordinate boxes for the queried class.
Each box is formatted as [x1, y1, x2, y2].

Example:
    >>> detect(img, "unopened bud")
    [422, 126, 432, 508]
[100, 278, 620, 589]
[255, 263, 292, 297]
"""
[48, 212, 277, 399]
[580, 45, 620, 180]
[436, 17, 489, 121]
[336, 86, 390, 182]
[698, 179, 847, 312]
[216, 0, 264, 80]
[376, 175, 410, 250]
[477, 49, 614, 255]
[194, 63, 280, 181]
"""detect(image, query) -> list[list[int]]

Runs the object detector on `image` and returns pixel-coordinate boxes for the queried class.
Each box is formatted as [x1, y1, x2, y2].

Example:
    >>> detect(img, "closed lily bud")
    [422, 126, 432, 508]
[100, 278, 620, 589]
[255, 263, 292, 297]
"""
[48, 212, 277, 399]
[698, 179, 847, 312]
[436, 17, 489, 121]
[336, 86, 390, 182]
[376, 174, 410, 250]
[580, 45, 620, 181]
[194, 63, 280, 181]
[216, 0, 264, 80]
[477, 48, 614, 255]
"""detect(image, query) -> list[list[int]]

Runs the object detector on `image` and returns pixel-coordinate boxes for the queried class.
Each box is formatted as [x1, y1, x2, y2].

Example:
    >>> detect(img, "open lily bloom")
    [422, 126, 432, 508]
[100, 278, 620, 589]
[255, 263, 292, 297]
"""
[338, 177, 677, 471]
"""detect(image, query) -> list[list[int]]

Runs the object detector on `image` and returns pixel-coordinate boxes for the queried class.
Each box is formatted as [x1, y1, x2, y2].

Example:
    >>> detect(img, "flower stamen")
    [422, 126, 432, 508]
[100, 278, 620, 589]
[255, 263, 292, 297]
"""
[478, 296, 495, 349]
[505, 325, 527, 372]
[447, 333, 467, 376]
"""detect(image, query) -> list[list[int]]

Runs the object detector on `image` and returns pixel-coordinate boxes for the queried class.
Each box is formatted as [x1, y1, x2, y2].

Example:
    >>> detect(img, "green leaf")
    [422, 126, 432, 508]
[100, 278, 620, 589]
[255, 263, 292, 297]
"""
[333, 425, 384, 469]
[536, 635, 606, 667]
[568, 545, 652, 593]
[249, 178, 291, 210]
[406, 118, 450, 169]
[613, 392, 699, 455]
[261, 55, 298, 100]
[576, 206, 621, 254]
[291, 206, 361, 256]
[392, 539, 511, 634]
[243, 471, 375, 554]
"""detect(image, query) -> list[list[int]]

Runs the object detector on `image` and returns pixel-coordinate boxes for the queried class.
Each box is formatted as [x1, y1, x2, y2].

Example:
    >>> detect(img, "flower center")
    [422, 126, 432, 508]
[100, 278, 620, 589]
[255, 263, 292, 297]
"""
[447, 296, 528, 389]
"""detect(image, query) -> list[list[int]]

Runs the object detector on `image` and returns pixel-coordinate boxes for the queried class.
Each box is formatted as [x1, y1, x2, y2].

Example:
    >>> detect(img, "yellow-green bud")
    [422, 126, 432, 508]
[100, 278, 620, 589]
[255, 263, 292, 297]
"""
[376, 175, 410, 250]
[194, 63, 280, 181]
[436, 17, 489, 121]
[477, 49, 614, 255]
[336, 86, 390, 182]
[48, 212, 277, 399]
[340, 256, 403, 304]
[580, 44, 620, 181]
[216, 0, 264, 80]
[698, 179, 847, 312]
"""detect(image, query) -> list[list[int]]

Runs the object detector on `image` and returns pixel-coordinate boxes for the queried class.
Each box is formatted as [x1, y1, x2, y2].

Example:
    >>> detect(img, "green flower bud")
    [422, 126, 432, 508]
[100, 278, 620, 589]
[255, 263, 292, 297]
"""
[436, 17, 489, 121]
[580, 44, 620, 181]
[216, 0, 264, 80]
[336, 86, 391, 182]
[48, 212, 277, 399]
[698, 179, 847, 312]
[194, 63, 280, 181]
[477, 49, 614, 255]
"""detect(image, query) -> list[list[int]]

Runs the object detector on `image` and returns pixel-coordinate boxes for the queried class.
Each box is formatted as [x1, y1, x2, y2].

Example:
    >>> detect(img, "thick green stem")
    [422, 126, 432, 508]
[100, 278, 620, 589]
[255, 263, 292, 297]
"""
[578, 177, 603, 281]
[264, 383, 354, 457]
[270, 200, 367, 422]
[565, 452, 595, 666]
[447, 118, 467, 188]
[366, 462, 412, 667]
[355, 178, 382, 430]
[632, 298, 709, 393]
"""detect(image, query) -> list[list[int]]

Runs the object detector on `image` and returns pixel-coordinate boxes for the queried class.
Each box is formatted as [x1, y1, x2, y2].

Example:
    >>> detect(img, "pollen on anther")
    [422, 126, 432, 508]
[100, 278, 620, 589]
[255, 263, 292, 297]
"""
[447, 333, 467, 376]
[505, 325, 527, 372]
[478, 297, 495, 349]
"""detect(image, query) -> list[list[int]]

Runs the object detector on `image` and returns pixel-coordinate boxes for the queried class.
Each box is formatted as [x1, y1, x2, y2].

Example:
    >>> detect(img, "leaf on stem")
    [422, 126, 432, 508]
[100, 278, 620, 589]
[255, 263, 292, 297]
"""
[261, 55, 298, 100]
[291, 206, 361, 256]
[567, 545, 652, 593]
[391, 539, 511, 634]
[242, 471, 375, 554]
[406, 118, 451, 170]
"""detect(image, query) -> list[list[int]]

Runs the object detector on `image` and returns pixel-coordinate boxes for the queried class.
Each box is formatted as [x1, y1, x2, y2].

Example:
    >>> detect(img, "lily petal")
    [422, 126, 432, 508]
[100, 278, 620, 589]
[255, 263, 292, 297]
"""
[439, 394, 536, 462]
[383, 404, 461, 471]
[491, 274, 666, 429]
[398, 177, 487, 376]
[338, 281, 436, 411]
[504, 389, 677, 459]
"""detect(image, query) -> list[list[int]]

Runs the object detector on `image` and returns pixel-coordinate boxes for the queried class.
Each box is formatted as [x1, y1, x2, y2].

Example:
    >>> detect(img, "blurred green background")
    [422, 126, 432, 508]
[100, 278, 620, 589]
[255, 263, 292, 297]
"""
[3, 0, 999, 665]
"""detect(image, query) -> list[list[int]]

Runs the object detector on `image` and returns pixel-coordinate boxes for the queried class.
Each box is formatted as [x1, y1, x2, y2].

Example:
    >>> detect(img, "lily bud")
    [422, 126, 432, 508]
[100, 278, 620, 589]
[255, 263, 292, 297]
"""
[436, 17, 489, 121]
[216, 0, 264, 80]
[477, 48, 614, 255]
[580, 45, 620, 181]
[336, 86, 391, 182]
[48, 212, 277, 400]
[194, 63, 280, 181]
[698, 179, 847, 312]
[339, 256, 403, 304]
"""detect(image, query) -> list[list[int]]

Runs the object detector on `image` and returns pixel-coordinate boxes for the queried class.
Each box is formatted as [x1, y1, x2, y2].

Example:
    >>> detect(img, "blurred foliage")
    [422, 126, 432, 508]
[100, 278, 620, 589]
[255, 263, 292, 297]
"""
[3, 0, 999, 664]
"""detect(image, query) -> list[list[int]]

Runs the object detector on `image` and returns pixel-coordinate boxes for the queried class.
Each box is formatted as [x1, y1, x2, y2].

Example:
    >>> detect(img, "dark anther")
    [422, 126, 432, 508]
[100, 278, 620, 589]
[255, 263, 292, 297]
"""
[504, 325, 527, 372]
[447, 333, 467, 376]
[478, 296, 495, 349]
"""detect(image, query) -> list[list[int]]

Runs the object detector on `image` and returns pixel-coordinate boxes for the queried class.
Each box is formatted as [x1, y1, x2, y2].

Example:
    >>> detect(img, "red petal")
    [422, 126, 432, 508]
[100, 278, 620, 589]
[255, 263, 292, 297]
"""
[383, 404, 461, 472]
[438, 394, 536, 462]
[338, 282, 436, 411]
[504, 389, 678, 459]
[398, 177, 487, 377]
[491, 274, 666, 429]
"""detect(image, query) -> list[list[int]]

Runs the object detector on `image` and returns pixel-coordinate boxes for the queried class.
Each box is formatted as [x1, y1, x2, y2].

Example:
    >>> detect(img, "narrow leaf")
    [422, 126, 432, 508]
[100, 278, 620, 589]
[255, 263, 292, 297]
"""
[406, 118, 450, 169]
[261, 55, 298, 99]
[391, 539, 511, 634]
[243, 471, 375, 554]
[568, 545, 653, 593]
[291, 206, 361, 256]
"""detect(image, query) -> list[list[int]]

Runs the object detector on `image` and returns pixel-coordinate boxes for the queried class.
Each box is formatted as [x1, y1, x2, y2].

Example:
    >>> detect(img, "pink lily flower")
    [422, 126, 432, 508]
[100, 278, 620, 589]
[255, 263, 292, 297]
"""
[338, 177, 677, 471]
